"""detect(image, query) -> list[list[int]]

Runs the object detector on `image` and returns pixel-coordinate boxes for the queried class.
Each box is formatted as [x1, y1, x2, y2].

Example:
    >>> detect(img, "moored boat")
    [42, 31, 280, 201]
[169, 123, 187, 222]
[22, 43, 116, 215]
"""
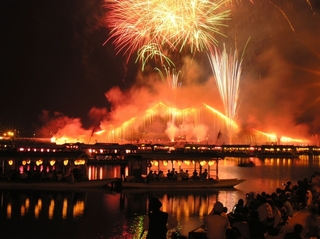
[120, 178, 245, 189]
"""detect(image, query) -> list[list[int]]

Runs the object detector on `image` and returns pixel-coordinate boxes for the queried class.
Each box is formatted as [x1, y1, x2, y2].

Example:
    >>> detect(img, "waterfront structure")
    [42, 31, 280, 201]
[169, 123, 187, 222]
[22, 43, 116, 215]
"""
[0, 147, 89, 181]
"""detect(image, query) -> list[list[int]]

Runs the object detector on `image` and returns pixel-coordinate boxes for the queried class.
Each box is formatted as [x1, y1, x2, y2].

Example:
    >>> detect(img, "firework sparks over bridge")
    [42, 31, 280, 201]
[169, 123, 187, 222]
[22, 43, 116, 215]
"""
[41, 0, 319, 146]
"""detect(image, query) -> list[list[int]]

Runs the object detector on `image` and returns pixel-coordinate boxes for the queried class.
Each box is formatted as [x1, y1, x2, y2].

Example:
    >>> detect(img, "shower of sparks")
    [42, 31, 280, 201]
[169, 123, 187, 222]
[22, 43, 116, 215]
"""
[136, 43, 175, 71]
[268, 1, 295, 32]
[155, 66, 182, 90]
[208, 43, 244, 122]
[104, 0, 231, 62]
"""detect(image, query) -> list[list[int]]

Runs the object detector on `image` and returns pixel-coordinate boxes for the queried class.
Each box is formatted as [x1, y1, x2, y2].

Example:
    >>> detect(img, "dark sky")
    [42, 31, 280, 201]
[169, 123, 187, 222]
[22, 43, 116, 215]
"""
[0, 0, 133, 136]
[1, 0, 320, 140]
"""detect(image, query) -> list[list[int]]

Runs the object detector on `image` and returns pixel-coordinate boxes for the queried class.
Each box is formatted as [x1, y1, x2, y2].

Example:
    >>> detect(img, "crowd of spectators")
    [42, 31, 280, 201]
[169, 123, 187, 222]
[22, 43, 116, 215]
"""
[202, 173, 320, 239]
[146, 168, 209, 182]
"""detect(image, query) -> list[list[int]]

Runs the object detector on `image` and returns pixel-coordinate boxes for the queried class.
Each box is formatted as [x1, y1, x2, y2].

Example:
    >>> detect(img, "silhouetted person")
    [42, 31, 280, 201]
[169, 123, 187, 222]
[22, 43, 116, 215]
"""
[201, 169, 208, 180]
[146, 170, 153, 182]
[142, 197, 178, 239]
[120, 164, 125, 181]
[192, 170, 199, 180]
[204, 201, 230, 239]
[284, 223, 303, 239]
[248, 210, 266, 239]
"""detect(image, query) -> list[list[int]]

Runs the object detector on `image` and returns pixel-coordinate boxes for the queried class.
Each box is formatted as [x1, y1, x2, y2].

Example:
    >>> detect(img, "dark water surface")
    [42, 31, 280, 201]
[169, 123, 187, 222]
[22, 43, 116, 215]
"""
[1, 155, 319, 239]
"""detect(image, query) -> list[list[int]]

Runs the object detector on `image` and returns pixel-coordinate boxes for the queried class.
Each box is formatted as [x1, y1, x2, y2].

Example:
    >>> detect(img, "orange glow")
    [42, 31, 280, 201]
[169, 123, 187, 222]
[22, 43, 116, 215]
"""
[74, 159, 86, 165]
[73, 201, 85, 217]
[50, 101, 310, 145]
[94, 130, 106, 135]
[7, 203, 12, 219]
[49, 199, 54, 219]
[62, 199, 67, 219]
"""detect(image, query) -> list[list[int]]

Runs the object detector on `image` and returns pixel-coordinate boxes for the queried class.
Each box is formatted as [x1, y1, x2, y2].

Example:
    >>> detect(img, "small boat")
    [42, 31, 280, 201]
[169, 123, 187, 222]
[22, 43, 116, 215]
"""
[237, 158, 256, 167]
[122, 152, 246, 190]
[120, 178, 245, 189]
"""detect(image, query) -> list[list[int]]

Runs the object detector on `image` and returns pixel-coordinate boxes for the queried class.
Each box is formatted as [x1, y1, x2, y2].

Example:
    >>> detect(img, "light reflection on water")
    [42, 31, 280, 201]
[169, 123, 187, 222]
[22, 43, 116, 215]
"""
[1, 156, 319, 238]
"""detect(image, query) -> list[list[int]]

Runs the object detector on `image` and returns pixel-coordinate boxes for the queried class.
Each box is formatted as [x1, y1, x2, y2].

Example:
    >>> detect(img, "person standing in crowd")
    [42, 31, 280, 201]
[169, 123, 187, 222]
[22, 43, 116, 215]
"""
[142, 197, 178, 239]
[204, 201, 230, 239]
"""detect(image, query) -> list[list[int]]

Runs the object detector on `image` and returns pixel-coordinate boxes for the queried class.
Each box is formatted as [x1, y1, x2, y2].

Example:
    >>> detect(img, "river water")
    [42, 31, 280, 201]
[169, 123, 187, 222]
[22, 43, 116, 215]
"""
[1, 155, 319, 239]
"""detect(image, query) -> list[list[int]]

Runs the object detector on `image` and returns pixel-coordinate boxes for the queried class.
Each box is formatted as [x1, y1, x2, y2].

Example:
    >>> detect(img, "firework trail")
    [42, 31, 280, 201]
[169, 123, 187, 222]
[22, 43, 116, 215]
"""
[136, 43, 175, 71]
[208, 44, 244, 123]
[155, 65, 182, 141]
[104, 0, 231, 63]
[155, 66, 182, 90]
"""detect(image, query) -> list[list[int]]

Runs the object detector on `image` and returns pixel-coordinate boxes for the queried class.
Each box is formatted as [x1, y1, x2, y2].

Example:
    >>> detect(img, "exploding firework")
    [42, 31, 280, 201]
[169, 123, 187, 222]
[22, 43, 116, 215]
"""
[104, 0, 231, 62]
[47, 0, 317, 146]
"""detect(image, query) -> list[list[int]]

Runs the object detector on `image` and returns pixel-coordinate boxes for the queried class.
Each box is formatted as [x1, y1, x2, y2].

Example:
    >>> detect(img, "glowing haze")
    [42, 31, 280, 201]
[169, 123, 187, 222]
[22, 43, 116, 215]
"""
[36, 0, 320, 146]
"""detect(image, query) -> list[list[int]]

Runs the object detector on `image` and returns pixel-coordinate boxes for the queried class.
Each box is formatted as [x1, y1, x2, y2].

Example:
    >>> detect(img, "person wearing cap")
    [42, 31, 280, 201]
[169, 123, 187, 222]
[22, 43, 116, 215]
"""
[142, 197, 178, 239]
[204, 201, 230, 239]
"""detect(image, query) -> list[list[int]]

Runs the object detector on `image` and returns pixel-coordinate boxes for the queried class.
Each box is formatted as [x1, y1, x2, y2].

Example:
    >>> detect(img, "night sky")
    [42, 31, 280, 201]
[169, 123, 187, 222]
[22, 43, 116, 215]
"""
[1, 0, 320, 140]
[1, 0, 133, 136]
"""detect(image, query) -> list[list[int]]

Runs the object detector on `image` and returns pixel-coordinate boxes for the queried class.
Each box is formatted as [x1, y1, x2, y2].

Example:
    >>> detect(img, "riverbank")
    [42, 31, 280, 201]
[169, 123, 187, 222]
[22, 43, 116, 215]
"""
[270, 208, 310, 239]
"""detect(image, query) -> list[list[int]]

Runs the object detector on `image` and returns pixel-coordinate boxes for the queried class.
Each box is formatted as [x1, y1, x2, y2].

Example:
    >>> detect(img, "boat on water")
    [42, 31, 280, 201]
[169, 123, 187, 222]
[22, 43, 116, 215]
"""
[120, 152, 246, 190]
[237, 158, 256, 167]
[120, 178, 245, 189]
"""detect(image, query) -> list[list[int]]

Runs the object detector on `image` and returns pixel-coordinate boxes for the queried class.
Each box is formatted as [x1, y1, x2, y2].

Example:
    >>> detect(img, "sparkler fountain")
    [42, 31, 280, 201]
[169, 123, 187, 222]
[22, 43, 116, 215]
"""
[208, 43, 245, 143]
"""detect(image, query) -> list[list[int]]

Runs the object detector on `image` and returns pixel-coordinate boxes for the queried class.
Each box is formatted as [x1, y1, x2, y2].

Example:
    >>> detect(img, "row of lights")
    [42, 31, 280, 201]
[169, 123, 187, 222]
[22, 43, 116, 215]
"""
[7, 159, 86, 166]
[150, 160, 216, 167]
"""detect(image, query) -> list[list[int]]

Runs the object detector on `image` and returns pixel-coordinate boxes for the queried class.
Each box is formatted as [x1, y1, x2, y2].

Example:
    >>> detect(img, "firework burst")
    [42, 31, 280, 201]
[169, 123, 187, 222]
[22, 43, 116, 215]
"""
[104, 0, 231, 62]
